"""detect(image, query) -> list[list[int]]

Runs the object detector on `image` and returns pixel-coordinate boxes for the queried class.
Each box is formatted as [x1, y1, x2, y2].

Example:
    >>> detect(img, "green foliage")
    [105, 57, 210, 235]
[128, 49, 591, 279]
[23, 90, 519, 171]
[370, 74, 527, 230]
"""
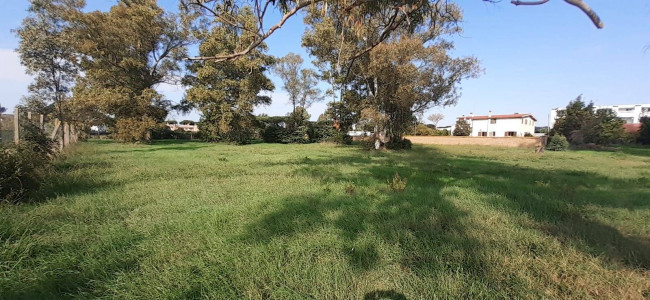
[546, 134, 569, 151]
[385, 138, 412, 150]
[309, 121, 337, 142]
[273, 53, 322, 111]
[283, 125, 310, 144]
[637, 117, 650, 145]
[184, 7, 274, 144]
[112, 117, 157, 143]
[262, 124, 285, 143]
[553, 96, 625, 145]
[303, 2, 479, 146]
[15, 0, 82, 122]
[70, 0, 189, 141]
[0, 142, 51, 203]
[524, 132, 534, 137]
[453, 119, 471, 136]
[0, 124, 54, 203]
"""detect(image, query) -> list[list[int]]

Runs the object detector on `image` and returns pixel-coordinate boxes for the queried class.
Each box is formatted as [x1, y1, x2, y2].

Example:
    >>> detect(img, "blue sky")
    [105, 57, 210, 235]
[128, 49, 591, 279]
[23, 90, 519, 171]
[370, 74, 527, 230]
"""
[1, 1, 649, 126]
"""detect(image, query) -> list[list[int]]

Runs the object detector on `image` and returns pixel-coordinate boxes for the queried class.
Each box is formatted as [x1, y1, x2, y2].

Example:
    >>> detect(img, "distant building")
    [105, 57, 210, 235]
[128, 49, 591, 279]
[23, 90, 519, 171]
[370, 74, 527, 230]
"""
[549, 103, 650, 130]
[167, 123, 199, 132]
[458, 112, 536, 137]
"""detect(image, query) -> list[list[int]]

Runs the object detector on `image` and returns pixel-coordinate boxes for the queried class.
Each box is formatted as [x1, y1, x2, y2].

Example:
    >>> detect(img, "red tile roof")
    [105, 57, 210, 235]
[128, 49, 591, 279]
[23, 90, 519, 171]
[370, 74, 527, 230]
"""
[623, 123, 641, 133]
[458, 113, 537, 121]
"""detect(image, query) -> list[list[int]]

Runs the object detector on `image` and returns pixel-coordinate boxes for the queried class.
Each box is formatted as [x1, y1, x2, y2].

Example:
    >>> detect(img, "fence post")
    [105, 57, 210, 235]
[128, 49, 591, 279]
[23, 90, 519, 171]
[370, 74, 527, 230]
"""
[63, 122, 70, 147]
[13, 108, 19, 144]
[40, 114, 44, 130]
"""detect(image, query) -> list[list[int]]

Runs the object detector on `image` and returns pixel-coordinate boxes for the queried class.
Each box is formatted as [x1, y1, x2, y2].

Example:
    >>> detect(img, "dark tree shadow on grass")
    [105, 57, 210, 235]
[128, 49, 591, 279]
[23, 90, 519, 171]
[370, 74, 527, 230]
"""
[243, 145, 650, 292]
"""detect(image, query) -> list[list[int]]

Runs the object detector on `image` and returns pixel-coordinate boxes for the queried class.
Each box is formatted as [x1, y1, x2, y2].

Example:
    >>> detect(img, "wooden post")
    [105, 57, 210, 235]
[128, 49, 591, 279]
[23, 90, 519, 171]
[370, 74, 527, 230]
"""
[50, 119, 60, 139]
[40, 114, 44, 130]
[13, 108, 19, 144]
[63, 122, 70, 147]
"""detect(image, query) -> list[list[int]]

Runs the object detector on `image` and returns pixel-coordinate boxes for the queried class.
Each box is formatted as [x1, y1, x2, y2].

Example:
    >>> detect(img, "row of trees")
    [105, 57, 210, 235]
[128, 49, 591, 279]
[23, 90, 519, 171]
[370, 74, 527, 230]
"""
[551, 96, 627, 145]
[15, 0, 604, 147]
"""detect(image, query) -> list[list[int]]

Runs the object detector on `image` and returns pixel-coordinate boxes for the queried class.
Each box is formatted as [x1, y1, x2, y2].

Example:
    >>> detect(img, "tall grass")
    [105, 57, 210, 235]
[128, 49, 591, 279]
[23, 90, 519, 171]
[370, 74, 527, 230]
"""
[1, 140, 649, 299]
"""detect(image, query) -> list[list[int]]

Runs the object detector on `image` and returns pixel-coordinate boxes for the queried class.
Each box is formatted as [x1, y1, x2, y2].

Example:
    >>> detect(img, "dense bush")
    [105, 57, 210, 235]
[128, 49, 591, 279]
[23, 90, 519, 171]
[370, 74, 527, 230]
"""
[385, 138, 412, 150]
[546, 134, 569, 151]
[414, 124, 435, 136]
[1, 124, 55, 203]
[113, 117, 157, 143]
[638, 117, 650, 145]
[553, 97, 625, 145]
[262, 120, 352, 145]
[283, 125, 310, 144]
[309, 121, 338, 142]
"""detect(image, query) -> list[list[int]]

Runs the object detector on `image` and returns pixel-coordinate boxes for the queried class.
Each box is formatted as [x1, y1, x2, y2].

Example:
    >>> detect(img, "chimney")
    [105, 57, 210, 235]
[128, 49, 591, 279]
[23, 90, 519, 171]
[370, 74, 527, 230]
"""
[488, 110, 492, 118]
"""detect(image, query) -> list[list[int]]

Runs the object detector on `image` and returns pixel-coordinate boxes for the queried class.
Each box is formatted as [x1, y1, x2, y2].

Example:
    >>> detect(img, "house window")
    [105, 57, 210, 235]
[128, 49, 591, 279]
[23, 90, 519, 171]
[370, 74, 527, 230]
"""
[479, 132, 487, 137]
[490, 119, 496, 124]
[506, 131, 517, 137]
[618, 107, 634, 113]
[489, 132, 496, 137]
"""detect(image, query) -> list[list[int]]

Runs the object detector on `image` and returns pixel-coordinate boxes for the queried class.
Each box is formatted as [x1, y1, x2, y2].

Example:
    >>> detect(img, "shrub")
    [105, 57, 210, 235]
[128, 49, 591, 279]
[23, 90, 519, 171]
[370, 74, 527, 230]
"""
[1, 142, 51, 203]
[638, 117, 650, 145]
[113, 117, 157, 143]
[282, 125, 310, 144]
[546, 134, 569, 151]
[309, 121, 337, 142]
[415, 124, 435, 136]
[524, 132, 534, 137]
[387, 173, 407, 192]
[385, 138, 412, 150]
[262, 124, 285, 143]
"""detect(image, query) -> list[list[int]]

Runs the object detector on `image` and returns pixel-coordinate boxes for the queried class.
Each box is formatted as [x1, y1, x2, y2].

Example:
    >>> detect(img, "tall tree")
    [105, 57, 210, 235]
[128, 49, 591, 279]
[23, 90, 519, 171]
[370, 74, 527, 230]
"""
[303, 2, 479, 146]
[71, 0, 192, 141]
[183, 6, 274, 144]
[15, 0, 83, 123]
[453, 119, 471, 136]
[552, 96, 625, 145]
[273, 53, 322, 114]
[427, 113, 444, 127]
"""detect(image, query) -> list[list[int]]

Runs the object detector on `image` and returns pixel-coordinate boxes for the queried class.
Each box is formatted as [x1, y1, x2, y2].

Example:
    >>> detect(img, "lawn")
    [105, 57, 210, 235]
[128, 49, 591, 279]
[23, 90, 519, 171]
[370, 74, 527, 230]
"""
[1, 140, 649, 299]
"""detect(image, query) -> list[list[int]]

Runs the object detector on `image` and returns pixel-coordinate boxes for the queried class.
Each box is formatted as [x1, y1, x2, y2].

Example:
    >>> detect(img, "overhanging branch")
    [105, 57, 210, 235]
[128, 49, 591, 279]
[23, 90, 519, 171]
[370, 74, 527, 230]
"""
[511, 0, 603, 29]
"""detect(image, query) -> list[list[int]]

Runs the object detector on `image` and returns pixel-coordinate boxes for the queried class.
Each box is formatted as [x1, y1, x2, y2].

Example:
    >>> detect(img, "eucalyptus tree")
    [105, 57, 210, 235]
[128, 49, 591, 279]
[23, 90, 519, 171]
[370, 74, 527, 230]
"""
[183, 0, 603, 63]
[71, 0, 193, 141]
[273, 53, 322, 114]
[15, 0, 84, 123]
[183, 6, 274, 143]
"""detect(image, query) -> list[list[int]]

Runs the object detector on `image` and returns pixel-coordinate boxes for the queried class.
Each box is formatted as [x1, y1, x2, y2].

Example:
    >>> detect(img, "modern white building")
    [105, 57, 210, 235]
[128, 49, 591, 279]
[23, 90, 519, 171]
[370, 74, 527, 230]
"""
[458, 112, 536, 137]
[549, 103, 650, 129]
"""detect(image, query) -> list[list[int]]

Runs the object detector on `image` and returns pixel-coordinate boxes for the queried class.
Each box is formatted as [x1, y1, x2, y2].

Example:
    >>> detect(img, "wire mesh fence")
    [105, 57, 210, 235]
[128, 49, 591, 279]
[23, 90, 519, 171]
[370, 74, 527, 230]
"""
[0, 112, 15, 145]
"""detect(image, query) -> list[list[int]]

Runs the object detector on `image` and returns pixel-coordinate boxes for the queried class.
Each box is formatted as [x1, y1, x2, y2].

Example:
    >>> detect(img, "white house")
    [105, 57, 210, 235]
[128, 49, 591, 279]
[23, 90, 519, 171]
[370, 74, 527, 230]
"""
[458, 112, 536, 137]
[549, 103, 650, 129]
[167, 123, 199, 132]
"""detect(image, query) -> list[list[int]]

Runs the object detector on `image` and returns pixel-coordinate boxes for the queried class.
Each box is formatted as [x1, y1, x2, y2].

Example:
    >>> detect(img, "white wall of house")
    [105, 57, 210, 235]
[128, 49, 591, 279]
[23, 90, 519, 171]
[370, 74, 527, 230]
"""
[468, 117, 536, 137]
[550, 103, 650, 129]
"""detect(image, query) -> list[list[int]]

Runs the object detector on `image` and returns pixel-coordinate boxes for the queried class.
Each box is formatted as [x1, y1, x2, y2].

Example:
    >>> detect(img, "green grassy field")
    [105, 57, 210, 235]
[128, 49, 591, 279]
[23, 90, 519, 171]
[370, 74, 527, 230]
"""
[1, 140, 649, 299]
